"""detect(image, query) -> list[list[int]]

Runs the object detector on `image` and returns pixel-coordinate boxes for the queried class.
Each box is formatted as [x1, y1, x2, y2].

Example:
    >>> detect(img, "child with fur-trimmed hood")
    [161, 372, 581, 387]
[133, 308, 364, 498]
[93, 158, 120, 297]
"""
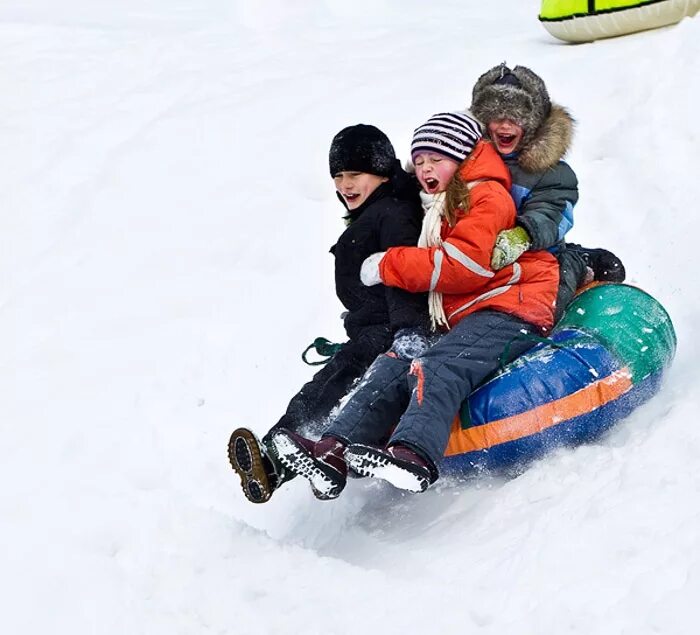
[470, 63, 625, 316]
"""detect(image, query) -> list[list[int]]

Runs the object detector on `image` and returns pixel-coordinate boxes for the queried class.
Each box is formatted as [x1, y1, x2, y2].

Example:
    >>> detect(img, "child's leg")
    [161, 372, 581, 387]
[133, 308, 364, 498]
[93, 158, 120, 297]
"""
[323, 352, 412, 446]
[230, 325, 390, 503]
[554, 248, 588, 322]
[389, 310, 537, 470]
[265, 324, 392, 442]
[270, 350, 411, 502]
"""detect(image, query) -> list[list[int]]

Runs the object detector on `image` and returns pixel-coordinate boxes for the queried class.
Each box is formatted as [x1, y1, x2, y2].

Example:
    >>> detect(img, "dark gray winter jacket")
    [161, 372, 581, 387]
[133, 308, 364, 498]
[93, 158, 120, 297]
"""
[503, 105, 578, 251]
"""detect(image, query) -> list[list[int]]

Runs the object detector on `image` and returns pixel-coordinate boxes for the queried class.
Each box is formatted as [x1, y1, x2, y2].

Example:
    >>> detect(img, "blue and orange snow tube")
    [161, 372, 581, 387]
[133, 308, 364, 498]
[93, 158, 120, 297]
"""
[441, 283, 676, 475]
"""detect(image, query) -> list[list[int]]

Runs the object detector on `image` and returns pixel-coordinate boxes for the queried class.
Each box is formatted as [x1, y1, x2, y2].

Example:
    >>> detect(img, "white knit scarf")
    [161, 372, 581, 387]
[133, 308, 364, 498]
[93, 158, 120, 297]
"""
[418, 190, 450, 332]
[418, 180, 486, 332]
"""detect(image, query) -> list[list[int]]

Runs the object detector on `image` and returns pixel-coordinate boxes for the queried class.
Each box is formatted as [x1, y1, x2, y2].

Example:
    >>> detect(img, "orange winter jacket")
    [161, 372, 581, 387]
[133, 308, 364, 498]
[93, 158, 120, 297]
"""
[378, 141, 559, 332]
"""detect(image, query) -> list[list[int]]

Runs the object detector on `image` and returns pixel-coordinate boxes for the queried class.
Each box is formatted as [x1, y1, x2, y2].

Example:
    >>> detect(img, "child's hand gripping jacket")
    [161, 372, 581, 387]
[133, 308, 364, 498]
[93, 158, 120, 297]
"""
[491, 226, 532, 270]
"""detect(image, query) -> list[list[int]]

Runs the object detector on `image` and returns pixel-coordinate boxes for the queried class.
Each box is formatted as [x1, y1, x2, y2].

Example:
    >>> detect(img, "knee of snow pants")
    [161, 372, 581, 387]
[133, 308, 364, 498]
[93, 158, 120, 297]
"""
[323, 352, 412, 446]
[265, 325, 393, 442]
[389, 310, 537, 469]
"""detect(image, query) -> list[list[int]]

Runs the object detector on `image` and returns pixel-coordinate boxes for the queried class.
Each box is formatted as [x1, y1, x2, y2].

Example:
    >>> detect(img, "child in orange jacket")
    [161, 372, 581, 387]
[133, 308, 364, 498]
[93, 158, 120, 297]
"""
[271, 112, 559, 497]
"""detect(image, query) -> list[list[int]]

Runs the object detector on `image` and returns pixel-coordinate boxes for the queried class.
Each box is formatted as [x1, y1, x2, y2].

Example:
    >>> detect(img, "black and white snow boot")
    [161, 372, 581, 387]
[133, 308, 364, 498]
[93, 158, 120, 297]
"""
[271, 430, 347, 500]
[344, 443, 435, 493]
[566, 243, 626, 283]
[228, 427, 284, 504]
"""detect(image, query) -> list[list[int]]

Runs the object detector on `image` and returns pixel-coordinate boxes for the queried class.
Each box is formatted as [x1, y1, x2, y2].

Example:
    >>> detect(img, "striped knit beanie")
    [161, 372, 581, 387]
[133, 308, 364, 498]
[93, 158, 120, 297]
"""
[410, 111, 482, 164]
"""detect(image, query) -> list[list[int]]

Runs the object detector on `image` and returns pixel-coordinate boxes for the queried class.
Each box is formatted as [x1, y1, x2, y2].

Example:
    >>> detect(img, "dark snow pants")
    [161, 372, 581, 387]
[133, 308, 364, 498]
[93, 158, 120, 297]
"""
[263, 324, 392, 446]
[323, 310, 537, 471]
[555, 248, 587, 322]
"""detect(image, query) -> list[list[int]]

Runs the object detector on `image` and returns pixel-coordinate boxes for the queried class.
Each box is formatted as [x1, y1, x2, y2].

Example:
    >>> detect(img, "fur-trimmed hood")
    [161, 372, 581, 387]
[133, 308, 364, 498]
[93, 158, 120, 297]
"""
[470, 63, 575, 173]
[516, 103, 575, 173]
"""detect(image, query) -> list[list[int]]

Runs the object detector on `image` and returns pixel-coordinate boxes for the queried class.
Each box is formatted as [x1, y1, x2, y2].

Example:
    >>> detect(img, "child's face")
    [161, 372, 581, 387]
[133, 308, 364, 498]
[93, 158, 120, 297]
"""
[333, 171, 388, 210]
[413, 152, 460, 194]
[488, 119, 524, 155]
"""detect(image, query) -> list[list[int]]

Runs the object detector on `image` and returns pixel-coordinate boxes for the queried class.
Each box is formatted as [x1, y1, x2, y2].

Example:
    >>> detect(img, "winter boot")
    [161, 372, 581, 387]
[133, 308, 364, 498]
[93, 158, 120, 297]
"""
[344, 443, 435, 493]
[271, 430, 347, 500]
[566, 244, 626, 283]
[228, 427, 287, 504]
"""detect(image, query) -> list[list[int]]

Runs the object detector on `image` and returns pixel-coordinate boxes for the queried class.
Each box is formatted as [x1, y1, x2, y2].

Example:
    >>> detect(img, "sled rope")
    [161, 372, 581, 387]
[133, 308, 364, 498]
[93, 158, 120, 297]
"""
[302, 337, 344, 366]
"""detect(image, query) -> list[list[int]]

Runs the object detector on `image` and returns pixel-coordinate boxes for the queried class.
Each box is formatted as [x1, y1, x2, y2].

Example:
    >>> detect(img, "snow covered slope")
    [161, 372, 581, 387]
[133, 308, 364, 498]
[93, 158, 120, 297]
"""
[1, 1, 699, 633]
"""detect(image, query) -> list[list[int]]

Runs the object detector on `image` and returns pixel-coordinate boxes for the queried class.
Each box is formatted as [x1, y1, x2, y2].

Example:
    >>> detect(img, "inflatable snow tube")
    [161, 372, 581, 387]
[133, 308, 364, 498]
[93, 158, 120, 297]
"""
[539, 0, 699, 43]
[441, 283, 676, 476]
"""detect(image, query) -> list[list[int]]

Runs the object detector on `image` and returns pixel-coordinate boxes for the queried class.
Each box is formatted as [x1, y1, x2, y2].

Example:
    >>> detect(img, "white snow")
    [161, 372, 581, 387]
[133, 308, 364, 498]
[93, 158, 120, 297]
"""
[2, 2, 699, 633]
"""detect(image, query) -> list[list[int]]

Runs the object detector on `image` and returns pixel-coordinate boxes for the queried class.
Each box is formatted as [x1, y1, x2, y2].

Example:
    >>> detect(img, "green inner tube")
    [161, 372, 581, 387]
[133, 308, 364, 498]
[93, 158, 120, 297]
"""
[556, 283, 677, 382]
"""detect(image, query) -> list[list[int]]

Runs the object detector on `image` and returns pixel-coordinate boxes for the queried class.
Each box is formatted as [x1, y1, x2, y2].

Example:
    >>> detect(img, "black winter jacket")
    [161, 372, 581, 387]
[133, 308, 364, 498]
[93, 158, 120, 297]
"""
[331, 162, 429, 340]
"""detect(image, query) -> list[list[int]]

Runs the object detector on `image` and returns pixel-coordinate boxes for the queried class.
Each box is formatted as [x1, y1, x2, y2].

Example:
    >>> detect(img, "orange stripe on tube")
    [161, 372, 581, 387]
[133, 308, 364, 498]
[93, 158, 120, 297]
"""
[445, 368, 633, 456]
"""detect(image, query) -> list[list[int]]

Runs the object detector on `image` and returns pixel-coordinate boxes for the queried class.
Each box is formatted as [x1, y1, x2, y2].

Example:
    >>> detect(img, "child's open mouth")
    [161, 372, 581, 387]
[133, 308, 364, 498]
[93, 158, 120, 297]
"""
[497, 134, 517, 147]
[343, 193, 360, 203]
[424, 177, 440, 193]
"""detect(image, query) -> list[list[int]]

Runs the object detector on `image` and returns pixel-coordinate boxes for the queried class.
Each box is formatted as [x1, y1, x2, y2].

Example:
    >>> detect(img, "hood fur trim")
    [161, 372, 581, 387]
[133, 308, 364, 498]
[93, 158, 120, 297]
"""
[517, 104, 574, 173]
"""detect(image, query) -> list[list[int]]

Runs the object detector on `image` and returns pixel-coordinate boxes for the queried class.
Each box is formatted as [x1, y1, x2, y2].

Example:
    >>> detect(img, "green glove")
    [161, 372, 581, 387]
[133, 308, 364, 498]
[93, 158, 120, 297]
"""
[491, 226, 532, 270]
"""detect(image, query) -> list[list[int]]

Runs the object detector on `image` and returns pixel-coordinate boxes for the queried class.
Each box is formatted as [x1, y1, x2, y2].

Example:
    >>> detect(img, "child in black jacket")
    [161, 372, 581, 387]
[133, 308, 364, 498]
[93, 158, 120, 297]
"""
[228, 124, 428, 503]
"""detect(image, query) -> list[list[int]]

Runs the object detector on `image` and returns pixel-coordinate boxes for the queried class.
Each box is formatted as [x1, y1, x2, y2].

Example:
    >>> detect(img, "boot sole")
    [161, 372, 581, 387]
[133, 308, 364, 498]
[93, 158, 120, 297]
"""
[228, 428, 273, 504]
[271, 432, 343, 500]
[345, 445, 430, 493]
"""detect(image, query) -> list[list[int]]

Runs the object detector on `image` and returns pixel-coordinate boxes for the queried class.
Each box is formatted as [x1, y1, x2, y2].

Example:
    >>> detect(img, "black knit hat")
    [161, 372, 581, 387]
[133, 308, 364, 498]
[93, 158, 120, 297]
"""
[329, 124, 396, 177]
[470, 63, 552, 147]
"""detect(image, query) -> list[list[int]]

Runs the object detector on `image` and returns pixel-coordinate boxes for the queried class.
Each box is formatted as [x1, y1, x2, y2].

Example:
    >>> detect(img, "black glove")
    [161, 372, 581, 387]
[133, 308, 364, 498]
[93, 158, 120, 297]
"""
[390, 327, 430, 361]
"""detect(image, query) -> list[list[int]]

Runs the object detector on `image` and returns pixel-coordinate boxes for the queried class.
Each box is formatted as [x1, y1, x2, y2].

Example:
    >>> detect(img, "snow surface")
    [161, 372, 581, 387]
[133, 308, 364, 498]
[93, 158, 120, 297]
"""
[2, 1, 699, 633]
